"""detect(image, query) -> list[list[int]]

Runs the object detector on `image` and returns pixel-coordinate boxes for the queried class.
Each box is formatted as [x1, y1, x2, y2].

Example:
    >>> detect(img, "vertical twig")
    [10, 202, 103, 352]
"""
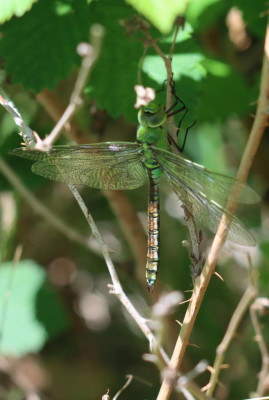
[138, 17, 202, 280]
[250, 297, 269, 396]
[156, 15, 269, 400]
[2, 93, 200, 400]
[206, 286, 258, 396]
[68, 186, 212, 399]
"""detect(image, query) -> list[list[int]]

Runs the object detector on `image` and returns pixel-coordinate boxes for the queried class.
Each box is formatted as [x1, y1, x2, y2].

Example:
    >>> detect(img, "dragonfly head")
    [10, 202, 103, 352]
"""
[138, 102, 167, 128]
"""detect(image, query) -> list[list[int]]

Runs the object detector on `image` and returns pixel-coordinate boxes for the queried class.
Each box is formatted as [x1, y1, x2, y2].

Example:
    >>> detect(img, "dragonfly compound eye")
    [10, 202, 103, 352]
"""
[138, 104, 167, 128]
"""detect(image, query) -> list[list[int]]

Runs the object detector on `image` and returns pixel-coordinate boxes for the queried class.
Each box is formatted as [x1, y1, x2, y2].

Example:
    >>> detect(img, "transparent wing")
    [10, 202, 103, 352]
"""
[153, 147, 257, 246]
[152, 147, 259, 205]
[10, 142, 147, 190]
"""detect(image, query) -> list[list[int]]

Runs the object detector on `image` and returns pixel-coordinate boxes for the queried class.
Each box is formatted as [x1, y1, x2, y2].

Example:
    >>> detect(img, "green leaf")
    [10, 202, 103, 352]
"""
[85, 0, 142, 122]
[142, 27, 206, 84]
[185, 0, 228, 30]
[0, 0, 37, 23]
[142, 32, 205, 124]
[0, 0, 91, 92]
[0, 0, 145, 122]
[125, 0, 189, 34]
[142, 52, 205, 84]
[0, 260, 69, 356]
[160, 22, 194, 43]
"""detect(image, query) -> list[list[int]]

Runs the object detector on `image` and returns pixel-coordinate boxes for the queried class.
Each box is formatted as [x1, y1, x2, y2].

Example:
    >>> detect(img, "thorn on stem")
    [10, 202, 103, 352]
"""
[187, 342, 200, 348]
[214, 271, 224, 281]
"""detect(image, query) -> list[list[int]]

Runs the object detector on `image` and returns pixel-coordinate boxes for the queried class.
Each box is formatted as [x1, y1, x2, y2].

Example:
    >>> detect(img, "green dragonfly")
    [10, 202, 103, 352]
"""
[10, 99, 259, 291]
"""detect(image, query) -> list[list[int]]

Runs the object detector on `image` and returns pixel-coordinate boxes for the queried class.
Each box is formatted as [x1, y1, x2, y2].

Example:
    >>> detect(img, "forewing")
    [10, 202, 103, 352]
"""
[152, 147, 259, 205]
[10, 142, 147, 190]
[153, 148, 256, 246]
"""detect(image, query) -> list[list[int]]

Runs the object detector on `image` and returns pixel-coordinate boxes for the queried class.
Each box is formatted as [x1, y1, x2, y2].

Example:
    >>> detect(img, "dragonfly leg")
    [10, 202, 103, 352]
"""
[155, 79, 167, 95]
[177, 119, 197, 153]
[165, 79, 196, 153]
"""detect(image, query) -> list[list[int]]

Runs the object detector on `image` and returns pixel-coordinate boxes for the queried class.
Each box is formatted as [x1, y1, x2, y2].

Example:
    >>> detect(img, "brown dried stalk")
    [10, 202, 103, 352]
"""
[156, 15, 269, 400]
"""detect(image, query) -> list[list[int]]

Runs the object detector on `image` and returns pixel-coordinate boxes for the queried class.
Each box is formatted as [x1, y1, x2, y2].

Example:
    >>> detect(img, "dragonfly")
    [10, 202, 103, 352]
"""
[10, 94, 259, 291]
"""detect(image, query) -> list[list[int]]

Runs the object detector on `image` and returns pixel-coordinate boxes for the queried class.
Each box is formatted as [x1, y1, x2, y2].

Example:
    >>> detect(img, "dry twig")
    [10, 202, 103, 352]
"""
[156, 14, 269, 400]
[250, 297, 269, 396]
[206, 286, 258, 396]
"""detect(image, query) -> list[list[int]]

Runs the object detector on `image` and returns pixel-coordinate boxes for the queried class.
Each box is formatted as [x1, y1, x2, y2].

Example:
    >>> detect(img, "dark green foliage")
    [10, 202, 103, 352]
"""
[1, 0, 91, 91]
[86, 0, 143, 121]
[198, 66, 253, 121]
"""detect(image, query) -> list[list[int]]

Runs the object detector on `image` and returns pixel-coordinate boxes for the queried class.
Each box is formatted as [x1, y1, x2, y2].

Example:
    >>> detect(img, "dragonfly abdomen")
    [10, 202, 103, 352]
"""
[146, 172, 160, 291]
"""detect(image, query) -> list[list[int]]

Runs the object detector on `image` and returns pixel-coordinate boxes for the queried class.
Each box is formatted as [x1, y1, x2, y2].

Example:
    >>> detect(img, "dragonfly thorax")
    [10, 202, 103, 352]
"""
[137, 102, 168, 148]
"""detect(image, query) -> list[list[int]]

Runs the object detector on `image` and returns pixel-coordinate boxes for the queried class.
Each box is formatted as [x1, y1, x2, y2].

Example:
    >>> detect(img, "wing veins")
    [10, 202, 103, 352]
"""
[158, 157, 255, 246]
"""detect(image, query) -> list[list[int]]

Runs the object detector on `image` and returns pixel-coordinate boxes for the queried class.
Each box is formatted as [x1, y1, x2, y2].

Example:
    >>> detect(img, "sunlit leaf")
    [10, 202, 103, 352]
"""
[125, 0, 189, 34]
[0, 0, 37, 23]
[0, 260, 69, 356]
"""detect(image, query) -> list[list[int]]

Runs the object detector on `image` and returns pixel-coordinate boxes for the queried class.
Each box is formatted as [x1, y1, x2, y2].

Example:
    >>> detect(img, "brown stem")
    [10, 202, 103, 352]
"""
[250, 297, 269, 396]
[206, 286, 257, 396]
[156, 15, 269, 400]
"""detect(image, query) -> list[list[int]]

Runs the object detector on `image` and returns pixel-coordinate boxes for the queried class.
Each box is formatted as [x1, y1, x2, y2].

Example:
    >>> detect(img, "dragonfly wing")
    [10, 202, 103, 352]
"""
[11, 142, 147, 190]
[152, 147, 259, 205]
[153, 148, 256, 246]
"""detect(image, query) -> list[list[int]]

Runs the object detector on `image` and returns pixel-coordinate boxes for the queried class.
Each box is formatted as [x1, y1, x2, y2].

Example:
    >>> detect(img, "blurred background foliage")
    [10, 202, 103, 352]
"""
[0, 0, 268, 399]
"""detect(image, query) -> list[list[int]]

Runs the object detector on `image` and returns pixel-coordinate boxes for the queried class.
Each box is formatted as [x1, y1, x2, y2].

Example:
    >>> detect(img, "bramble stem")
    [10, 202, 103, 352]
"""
[156, 15, 269, 400]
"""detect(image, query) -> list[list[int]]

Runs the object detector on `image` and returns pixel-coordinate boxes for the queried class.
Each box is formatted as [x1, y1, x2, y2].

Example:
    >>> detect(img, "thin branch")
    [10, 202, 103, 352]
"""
[1, 24, 103, 150]
[143, 31, 167, 64]
[137, 19, 202, 282]
[36, 90, 147, 288]
[68, 184, 168, 362]
[0, 156, 93, 250]
[137, 44, 149, 85]
[169, 17, 185, 59]
[41, 24, 104, 149]
[113, 375, 133, 400]
[36, 89, 91, 143]
[176, 360, 208, 398]
[0, 24, 104, 151]
[69, 184, 207, 399]
[35, 31, 148, 288]
[250, 297, 269, 396]
[0, 94, 37, 147]
[2, 91, 199, 400]
[206, 286, 258, 396]
[0, 27, 147, 289]
[156, 14, 269, 400]
[163, 20, 202, 280]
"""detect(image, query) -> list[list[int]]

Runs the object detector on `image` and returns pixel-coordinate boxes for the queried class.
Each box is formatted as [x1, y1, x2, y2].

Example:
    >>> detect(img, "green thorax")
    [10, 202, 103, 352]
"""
[136, 102, 168, 149]
[136, 102, 168, 180]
